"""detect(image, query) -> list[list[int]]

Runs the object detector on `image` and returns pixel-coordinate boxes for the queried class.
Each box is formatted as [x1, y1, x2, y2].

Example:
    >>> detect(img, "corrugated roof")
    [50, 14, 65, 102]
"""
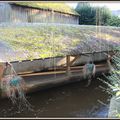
[9, 2, 79, 16]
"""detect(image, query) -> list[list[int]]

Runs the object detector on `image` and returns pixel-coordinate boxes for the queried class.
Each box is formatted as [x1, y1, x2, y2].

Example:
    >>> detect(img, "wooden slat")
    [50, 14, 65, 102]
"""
[66, 55, 71, 75]
[20, 63, 108, 77]
[18, 63, 107, 76]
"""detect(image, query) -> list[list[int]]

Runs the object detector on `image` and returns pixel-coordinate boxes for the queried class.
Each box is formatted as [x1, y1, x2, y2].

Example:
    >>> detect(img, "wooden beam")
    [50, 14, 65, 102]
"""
[0, 64, 4, 80]
[69, 50, 118, 56]
[66, 55, 71, 76]
[19, 63, 108, 77]
[69, 55, 80, 66]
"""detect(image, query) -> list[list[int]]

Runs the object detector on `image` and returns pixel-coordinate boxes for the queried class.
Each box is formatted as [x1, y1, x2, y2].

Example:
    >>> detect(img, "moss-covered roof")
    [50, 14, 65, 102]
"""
[10, 2, 79, 16]
[0, 23, 120, 62]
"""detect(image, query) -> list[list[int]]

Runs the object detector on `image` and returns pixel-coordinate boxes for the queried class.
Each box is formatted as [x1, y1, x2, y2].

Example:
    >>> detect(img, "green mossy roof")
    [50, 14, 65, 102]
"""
[0, 23, 120, 61]
[10, 2, 79, 16]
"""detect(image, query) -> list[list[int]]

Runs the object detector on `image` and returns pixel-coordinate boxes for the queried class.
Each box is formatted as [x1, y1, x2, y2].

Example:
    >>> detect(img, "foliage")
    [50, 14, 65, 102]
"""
[10, 2, 79, 16]
[75, 2, 111, 26]
[75, 2, 96, 25]
[107, 15, 120, 27]
[99, 45, 120, 100]
[107, 48, 120, 95]
[100, 46, 120, 117]
[95, 6, 111, 26]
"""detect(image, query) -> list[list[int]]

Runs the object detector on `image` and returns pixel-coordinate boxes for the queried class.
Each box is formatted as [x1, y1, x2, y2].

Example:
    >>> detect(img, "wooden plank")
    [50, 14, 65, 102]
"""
[20, 63, 108, 77]
[70, 50, 117, 56]
[19, 63, 107, 76]
[66, 55, 71, 75]
[21, 70, 66, 77]
[0, 64, 4, 80]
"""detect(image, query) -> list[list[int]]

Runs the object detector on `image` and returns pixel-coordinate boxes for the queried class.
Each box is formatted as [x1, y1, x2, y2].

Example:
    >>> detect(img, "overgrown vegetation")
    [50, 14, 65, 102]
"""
[101, 46, 120, 117]
[75, 2, 111, 25]
[75, 2, 120, 27]
[75, 2, 120, 118]
[107, 15, 120, 27]
[109, 47, 120, 97]
[0, 24, 120, 61]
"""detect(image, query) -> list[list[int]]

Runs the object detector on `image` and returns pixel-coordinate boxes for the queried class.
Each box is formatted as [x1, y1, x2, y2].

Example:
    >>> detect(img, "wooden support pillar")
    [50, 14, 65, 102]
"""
[0, 63, 4, 80]
[66, 55, 81, 76]
[107, 54, 112, 72]
[66, 55, 71, 76]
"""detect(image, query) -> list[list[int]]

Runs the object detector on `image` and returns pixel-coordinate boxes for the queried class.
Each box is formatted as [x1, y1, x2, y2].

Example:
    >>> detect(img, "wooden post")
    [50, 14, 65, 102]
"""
[107, 54, 112, 72]
[66, 55, 71, 76]
[0, 63, 4, 81]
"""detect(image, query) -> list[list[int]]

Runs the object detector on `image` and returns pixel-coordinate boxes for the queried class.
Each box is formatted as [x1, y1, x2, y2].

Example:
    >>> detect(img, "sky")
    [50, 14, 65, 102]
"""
[66, 2, 120, 11]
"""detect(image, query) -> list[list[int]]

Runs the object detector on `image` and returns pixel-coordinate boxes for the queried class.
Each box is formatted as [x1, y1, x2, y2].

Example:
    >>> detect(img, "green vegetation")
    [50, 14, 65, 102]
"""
[10, 2, 79, 16]
[75, 3, 120, 117]
[75, 2, 111, 25]
[98, 45, 120, 117]
[107, 47, 120, 95]
[107, 15, 120, 27]
[75, 2, 96, 25]
[0, 24, 120, 61]
[90, 37, 120, 118]
[75, 2, 120, 27]
[95, 6, 111, 26]
[102, 48, 120, 95]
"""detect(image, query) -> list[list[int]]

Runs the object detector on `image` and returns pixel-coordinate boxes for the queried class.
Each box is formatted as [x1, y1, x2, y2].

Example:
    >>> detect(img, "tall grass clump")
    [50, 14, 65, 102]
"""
[99, 46, 120, 117]
[107, 47, 120, 96]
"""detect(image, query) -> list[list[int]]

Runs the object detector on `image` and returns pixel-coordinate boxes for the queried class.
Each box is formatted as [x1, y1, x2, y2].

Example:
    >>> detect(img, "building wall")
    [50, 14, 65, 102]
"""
[0, 3, 11, 22]
[10, 5, 28, 23]
[0, 3, 79, 24]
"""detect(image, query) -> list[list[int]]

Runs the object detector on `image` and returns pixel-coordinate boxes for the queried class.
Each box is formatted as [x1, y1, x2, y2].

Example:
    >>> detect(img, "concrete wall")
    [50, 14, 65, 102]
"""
[11, 52, 109, 73]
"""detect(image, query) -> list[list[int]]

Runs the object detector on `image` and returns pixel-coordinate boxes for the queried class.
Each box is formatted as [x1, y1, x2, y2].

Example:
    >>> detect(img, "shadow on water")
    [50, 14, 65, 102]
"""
[0, 76, 111, 118]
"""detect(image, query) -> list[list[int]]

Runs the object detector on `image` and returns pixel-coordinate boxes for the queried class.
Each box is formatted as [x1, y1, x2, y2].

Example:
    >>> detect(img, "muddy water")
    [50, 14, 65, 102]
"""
[0, 77, 111, 118]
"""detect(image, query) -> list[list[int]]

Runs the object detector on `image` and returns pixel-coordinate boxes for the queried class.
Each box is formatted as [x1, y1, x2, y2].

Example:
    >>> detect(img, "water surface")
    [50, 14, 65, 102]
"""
[0, 77, 110, 118]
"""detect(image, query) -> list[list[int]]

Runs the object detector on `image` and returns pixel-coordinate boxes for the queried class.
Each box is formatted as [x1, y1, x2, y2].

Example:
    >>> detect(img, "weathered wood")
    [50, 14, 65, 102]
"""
[18, 63, 107, 76]
[66, 55, 71, 76]
[0, 3, 79, 24]
[17, 63, 106, 76]
[0, 64, 4, 80]
[0, 61, 110, 98]
[69, 55, 80, 66]
[70, 50, 117, 56]
[24, 63, 110, 94]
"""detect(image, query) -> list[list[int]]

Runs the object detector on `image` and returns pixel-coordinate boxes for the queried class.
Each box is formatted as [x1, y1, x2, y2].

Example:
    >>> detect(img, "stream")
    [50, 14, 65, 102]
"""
[0, 76, 111, 118]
